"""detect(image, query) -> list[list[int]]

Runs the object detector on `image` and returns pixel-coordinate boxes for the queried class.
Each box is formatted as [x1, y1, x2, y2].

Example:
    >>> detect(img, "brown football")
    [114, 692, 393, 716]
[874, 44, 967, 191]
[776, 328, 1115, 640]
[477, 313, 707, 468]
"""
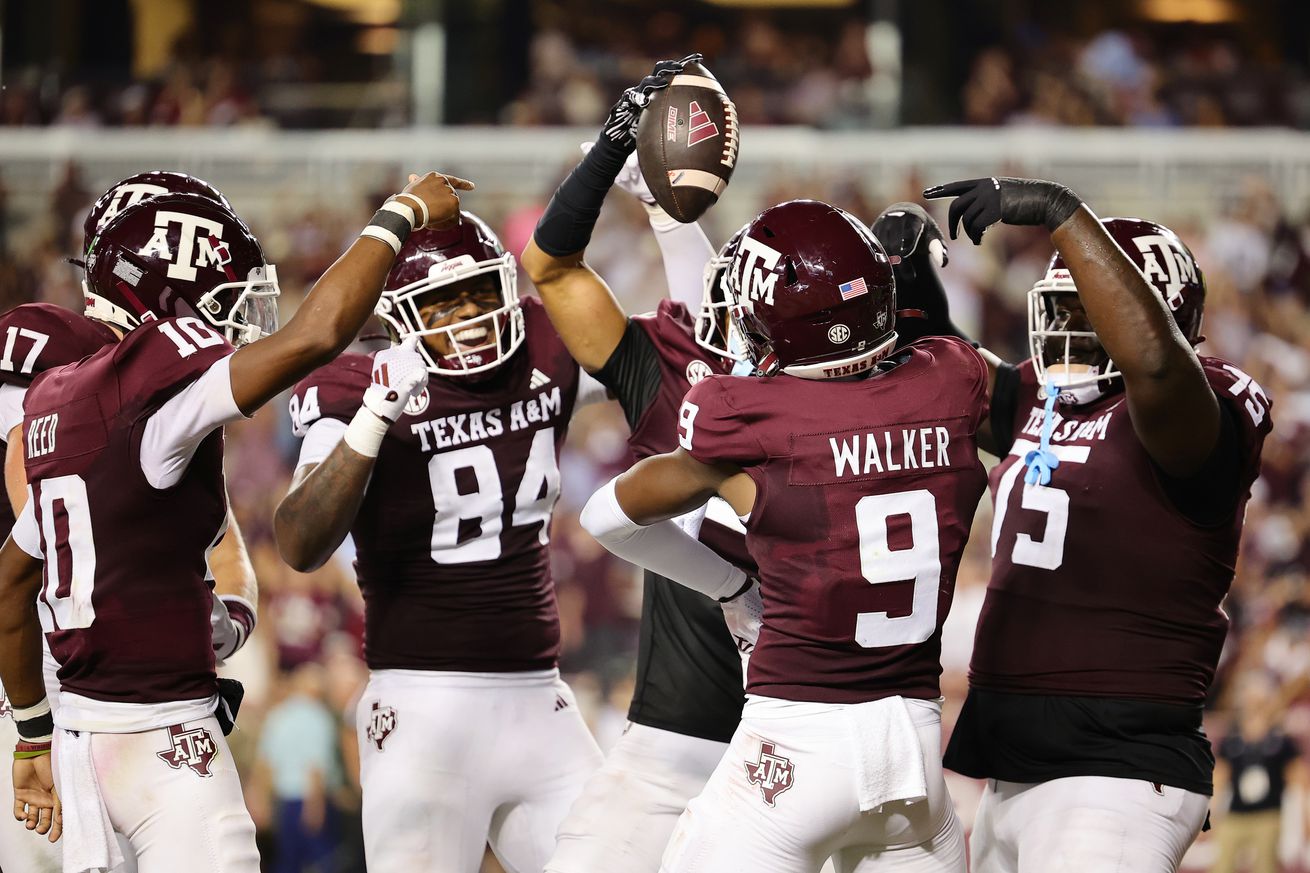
[636, 60, 740, 224]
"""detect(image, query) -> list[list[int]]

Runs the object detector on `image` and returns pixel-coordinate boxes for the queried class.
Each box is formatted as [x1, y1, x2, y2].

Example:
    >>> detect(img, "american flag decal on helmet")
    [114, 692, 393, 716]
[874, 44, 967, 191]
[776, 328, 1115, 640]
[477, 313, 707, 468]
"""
[839, 277, 868, 300]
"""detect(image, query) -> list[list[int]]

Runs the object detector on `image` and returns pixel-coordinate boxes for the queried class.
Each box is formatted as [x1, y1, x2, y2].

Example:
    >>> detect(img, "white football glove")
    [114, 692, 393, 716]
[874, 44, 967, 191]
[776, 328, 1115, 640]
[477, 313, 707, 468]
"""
[581, 141, 656, 206]
[721, 578, 763, 681]
[363, 335, 429, 423]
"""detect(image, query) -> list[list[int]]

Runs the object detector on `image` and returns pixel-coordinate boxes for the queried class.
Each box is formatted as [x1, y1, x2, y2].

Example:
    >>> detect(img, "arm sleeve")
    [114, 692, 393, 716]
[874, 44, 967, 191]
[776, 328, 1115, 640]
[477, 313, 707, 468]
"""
[11, 499, 41, 558]
[593, 319, 662, 429]
[649, 212, 714, 312]
[295, 417, 349, 469]
[575, 367, 611, 410]
[988, 361, 1022, 456]
[140, 355, 247, 490]
[0, 384, 25, 438]
[581, 478, 749, 601]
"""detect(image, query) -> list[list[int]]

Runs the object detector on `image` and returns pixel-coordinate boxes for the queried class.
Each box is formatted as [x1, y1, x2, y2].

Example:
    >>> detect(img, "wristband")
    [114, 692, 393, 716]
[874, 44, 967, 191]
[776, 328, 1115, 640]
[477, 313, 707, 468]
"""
[644, 202, 680, 234]
[14, 741, 51, 760]
[14, 698, 53, 744]
[219, 595, 257, 648]
[393, 192, 430, 229]
[343, 406, 390, 458]
[360, 199, 420, 255]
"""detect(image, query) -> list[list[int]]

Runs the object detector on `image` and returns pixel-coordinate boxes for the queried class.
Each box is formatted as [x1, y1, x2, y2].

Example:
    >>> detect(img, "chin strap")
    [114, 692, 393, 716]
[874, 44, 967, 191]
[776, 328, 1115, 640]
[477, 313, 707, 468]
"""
[1023, 378, 1061, 486]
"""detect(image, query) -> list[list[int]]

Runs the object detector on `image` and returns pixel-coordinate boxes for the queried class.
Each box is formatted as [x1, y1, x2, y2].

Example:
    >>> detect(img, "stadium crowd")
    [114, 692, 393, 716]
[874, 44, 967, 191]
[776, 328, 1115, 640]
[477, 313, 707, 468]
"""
[0, 156, 1307, 871]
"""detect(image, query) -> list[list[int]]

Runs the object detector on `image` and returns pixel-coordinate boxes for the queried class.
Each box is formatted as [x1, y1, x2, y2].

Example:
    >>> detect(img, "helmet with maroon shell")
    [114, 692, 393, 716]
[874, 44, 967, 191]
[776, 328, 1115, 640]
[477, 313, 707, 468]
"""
[725, 199, 897, 380]
[375, 212, 523, 377]
[84, 192, 279, 346]
[84, 171, 231, 255]
[695, 222, 750, 363]
[1029, 216, 1205, 395]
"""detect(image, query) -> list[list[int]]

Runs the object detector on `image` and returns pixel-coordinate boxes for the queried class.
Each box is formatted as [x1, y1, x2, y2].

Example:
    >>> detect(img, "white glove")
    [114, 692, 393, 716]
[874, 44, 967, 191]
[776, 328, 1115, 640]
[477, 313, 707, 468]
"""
[363, 335, 430, 423]
[721, 578, 763, 682]
[581, 141, 656, 206]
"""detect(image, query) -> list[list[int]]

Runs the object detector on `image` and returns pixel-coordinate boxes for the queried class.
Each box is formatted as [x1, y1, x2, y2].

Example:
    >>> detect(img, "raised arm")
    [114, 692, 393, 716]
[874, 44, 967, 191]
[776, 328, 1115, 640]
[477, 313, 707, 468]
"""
[925, 177, 1219, 476]
[275, 338, 428, 572]
[228, 172, 470, 415]
[522, 58, 699, 372]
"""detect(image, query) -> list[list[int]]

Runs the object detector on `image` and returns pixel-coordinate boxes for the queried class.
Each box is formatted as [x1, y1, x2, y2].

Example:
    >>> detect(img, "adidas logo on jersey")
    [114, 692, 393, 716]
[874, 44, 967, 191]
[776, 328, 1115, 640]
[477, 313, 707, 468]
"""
[554, 694, 570, 712]
[529, 368, 552, 390]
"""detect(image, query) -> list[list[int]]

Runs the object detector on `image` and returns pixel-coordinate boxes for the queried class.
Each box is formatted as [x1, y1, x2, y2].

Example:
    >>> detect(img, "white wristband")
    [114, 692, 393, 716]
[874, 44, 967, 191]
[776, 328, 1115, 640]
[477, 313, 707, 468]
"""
[393, 192, 430, 229]
[12, 698, 50, 722]
[343, 406, 390, 458]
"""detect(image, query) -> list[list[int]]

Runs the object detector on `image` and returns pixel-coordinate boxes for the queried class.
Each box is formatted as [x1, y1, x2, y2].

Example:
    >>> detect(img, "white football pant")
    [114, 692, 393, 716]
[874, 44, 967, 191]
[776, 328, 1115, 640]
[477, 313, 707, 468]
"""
[356, 669, 602, 873]
[60, 717, 258, 873]
[970, 775, 1210, 873]
[546, 722, 729, 873]
[660, 696, 966, 873]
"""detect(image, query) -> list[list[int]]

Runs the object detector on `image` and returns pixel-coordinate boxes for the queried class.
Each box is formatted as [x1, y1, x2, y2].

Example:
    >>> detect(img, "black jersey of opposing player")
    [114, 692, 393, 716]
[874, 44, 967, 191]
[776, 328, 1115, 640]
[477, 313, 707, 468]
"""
[594, 300, 750, 743]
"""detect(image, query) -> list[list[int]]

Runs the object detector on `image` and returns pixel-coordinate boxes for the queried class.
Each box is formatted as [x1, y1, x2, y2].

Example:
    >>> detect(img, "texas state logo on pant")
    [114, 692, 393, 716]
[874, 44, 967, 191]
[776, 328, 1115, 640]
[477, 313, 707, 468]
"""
[366, 700, 398, 751]
[744, 739, 795, 807]
[156, 723, 218, 777]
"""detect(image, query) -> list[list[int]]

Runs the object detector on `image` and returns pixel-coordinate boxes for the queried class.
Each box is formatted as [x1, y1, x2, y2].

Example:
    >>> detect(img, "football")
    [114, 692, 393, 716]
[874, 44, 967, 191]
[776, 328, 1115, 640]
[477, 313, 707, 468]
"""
[636, 60, 740, 223]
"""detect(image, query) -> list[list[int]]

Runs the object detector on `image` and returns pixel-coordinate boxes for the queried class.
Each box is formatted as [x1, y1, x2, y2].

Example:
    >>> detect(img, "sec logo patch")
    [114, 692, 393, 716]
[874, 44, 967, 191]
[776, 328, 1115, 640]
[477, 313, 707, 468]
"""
[686, 360, 713, 385]
[405, 387, 430, 416]
[828, 324, 851, 344]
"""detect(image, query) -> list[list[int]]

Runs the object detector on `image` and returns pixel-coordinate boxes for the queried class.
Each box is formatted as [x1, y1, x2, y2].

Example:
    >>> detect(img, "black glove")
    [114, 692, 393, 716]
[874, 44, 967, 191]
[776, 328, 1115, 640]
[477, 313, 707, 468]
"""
[600, 54, 703, 149]
[923, 177, 1083, 245]
[871, 202, 968, 346]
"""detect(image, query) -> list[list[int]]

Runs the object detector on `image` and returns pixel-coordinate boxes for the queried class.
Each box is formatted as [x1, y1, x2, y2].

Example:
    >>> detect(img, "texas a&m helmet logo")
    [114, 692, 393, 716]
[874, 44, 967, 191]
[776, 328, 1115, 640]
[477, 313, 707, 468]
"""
[156, 723, 219, 777]
[1130, 233, 1199, 311]
[366, 700, 398, 751]
[137, 210, 232, 282]
[744, 739, 795, 806]
[735, 236, 783, 307]
[97, 182, 169, 232]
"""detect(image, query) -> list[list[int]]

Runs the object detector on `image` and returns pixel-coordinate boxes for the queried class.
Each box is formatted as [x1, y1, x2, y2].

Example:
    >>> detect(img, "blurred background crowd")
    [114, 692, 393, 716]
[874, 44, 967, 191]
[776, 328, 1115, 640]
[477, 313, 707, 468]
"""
[4, 0, 1310, 871]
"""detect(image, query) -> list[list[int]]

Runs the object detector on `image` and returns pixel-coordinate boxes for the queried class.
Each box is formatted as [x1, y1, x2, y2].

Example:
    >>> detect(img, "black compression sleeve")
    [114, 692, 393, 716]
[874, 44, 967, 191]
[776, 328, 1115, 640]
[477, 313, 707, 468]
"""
[989, 362, 1022, 456]
[1157, 398, 1244, 526]
[533, 137, 631, 257]
[594, 319, 662, 430]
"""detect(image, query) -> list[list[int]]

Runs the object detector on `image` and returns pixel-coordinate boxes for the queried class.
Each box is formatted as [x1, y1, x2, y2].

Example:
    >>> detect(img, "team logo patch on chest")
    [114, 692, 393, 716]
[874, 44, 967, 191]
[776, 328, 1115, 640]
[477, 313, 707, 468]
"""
[745, 740, 795, 806]
[686, 359, 713, 385]
[156, 723, 219, 777]
[366, 701, 398, 751]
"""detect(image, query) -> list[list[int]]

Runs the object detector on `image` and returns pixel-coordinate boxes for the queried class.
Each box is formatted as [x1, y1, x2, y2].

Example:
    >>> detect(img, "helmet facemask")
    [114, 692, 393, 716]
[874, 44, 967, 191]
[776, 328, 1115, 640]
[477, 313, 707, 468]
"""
[1028, 269, 1115, 402]
[694, 257, 749, 363]
[376, 251, 523, 377]
[197, 264, 281, 347]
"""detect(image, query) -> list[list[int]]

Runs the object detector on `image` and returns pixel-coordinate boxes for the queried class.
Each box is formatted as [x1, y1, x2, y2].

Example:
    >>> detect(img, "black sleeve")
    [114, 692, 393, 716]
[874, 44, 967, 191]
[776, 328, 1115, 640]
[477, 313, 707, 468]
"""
[593, 319, 663, 430]
[988, 362, 1022, 456]
[1156, 396, 1244, 526]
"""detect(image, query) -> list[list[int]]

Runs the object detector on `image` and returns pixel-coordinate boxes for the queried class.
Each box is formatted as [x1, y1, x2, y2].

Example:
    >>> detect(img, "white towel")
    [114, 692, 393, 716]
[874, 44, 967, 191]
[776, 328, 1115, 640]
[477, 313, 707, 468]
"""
[845, 696, 928, 813]
[55, 729, 127, 873]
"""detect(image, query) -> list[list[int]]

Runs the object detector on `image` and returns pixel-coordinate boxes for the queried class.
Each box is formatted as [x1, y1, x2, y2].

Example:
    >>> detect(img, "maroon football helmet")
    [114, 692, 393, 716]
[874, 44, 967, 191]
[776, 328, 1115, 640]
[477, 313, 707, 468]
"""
[84, 193, 279, 346]
[1029, 216, 1205, 395]
[695, 223, 749, 363]
[375, 212, 522, 377]
[725, 200, 897, 379]
[84, 171, 231, 255]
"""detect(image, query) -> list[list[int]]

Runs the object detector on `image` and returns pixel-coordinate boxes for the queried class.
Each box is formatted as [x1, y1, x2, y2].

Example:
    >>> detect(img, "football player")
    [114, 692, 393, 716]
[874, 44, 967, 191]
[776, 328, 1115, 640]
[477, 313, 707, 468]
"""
[0, 170, 469, 872]
[0, 171, 256, 873]
[520, 59, 759, 872]
[272, 208, 610, 873]
[887, 178, 1272, 872]
[581, 198, 990, 872]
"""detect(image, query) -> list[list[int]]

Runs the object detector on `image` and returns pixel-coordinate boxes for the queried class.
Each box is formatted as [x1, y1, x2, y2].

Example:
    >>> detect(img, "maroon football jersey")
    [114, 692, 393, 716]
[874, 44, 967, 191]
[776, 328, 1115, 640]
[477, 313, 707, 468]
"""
[973, 357, 1271, 705]
[0, 304, 118, 536]
[680, 337, 990, 704]
[0, 303, 118, 391]
[630, 300, 751, 567]
[290, 298, 582, 672]
[23, 317, 233, 706]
